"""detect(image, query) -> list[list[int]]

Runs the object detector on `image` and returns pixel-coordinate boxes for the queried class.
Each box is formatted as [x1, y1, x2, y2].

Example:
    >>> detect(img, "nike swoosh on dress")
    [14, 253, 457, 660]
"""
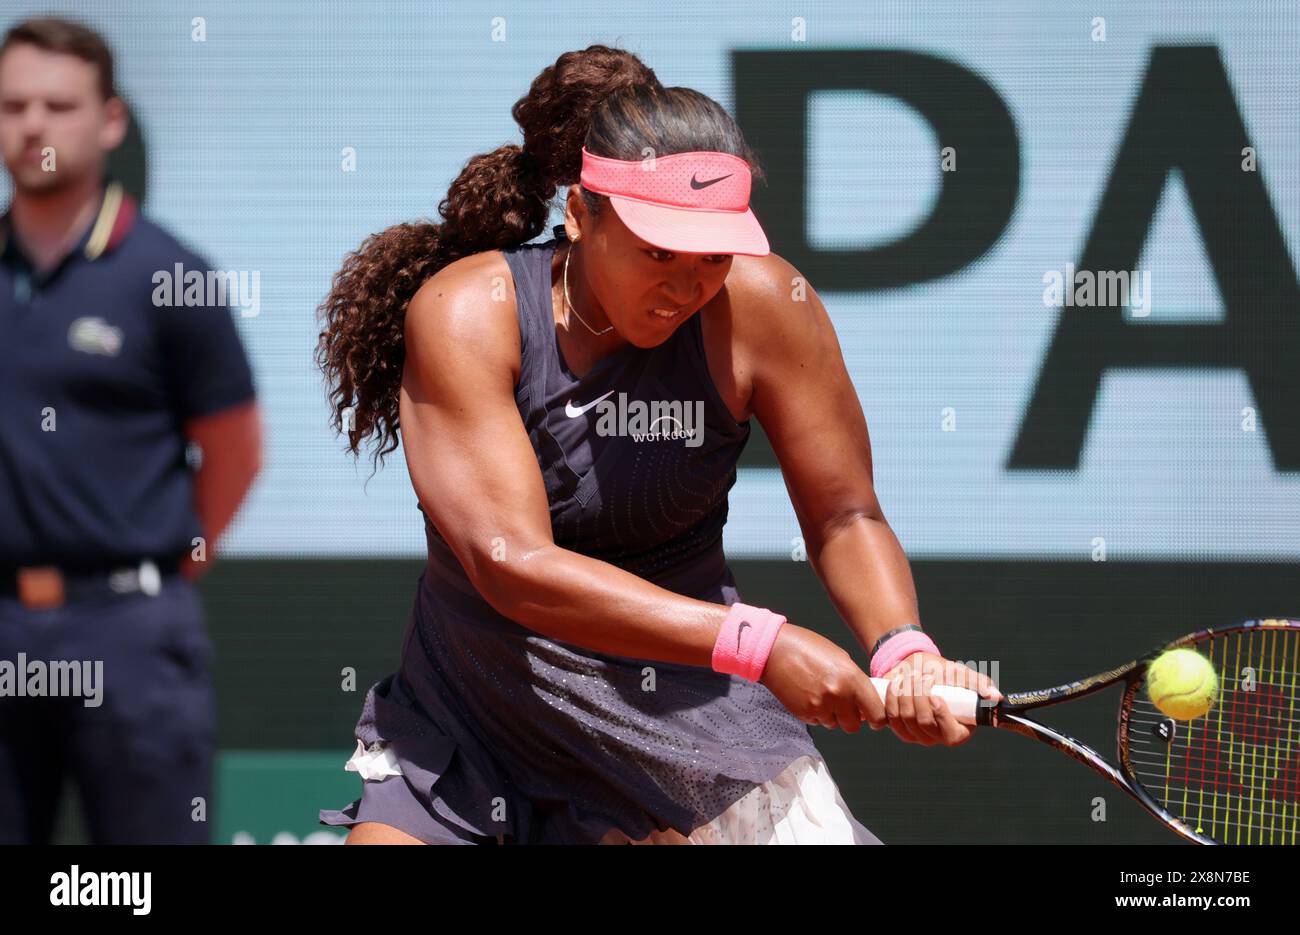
[565, 388, 617, 418]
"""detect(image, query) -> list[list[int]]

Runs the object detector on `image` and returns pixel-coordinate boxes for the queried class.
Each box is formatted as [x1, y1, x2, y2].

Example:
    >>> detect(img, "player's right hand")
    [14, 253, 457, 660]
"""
[760, 625, 886, 733]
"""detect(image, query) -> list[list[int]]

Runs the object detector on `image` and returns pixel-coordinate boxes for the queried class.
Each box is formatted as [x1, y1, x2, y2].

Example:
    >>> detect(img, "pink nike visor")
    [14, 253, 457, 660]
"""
[579, 146, 770, 256]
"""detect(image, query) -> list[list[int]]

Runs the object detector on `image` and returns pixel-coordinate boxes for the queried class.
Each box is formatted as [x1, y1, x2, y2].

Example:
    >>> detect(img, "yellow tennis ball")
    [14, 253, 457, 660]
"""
[1146, 648, 1218, 720]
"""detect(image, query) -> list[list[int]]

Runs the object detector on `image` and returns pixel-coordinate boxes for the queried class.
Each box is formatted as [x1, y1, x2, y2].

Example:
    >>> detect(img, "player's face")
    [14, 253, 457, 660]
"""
[0, 43, 126, 194]
[567, 188, 735, 348]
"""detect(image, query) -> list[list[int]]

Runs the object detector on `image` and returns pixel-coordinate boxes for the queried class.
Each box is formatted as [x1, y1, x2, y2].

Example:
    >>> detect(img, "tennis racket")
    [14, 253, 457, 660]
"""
[868, 618, 1300, 844]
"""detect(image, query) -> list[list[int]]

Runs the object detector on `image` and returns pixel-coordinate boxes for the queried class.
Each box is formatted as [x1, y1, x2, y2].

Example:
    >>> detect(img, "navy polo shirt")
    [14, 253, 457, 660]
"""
[0, 178, 256, 568]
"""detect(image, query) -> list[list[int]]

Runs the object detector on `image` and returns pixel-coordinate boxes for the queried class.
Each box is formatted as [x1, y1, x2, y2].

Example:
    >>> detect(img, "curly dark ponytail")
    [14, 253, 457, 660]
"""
[318, 44, 763, 468]
[316, 45, 658, 467]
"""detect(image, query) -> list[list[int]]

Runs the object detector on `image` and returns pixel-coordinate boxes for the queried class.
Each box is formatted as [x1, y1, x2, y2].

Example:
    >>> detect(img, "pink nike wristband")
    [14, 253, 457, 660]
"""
[712, 602, 786, 682]
[869, 630, 941, 679]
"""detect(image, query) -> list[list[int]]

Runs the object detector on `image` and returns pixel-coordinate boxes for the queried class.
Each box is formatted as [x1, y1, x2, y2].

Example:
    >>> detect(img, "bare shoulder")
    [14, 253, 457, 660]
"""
[727, 251, 801, 305]
[405, 249, 522, 383]
[724, 251, 823, 338]
[718, 250, 829, 364]
[696, 251, 812, 422]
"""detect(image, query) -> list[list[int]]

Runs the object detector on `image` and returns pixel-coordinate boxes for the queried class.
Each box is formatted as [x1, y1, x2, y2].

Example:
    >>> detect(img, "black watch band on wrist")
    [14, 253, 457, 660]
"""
[869, 623, 924, 660]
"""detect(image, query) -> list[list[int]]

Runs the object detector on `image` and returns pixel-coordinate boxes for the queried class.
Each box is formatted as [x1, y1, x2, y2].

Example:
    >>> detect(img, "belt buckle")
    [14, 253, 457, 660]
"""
[16, 566, 66, 610]
[138, 559, 162, 596]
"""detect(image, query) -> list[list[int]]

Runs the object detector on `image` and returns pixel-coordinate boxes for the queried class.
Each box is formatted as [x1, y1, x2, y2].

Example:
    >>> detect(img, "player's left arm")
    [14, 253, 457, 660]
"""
[742, 254, 998, 743]
[742, 252, 916, 656]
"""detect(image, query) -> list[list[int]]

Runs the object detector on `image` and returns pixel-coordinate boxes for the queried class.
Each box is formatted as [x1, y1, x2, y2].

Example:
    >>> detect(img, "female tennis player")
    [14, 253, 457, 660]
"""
[316, 45, 1001, 845]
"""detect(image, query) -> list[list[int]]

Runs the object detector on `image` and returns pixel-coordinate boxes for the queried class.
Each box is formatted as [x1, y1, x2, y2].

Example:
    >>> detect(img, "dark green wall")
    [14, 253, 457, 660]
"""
[48, 558, 1298, 843]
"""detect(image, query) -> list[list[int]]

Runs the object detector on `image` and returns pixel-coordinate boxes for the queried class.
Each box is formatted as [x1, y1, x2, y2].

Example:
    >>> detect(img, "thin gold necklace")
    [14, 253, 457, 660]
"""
[563, 240, 614, 336]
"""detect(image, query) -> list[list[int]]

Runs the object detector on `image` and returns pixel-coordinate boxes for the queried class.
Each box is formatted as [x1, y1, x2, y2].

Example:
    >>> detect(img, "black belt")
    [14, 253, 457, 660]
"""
[0, 558, 181, 605]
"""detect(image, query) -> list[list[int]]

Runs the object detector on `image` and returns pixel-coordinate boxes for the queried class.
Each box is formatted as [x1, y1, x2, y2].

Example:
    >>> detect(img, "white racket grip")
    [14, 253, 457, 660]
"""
[869, 677, 981, 723]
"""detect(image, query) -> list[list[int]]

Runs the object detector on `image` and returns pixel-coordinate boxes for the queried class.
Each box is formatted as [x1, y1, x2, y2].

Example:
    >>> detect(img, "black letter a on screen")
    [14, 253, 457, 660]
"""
[1009, 45, 1300, 471]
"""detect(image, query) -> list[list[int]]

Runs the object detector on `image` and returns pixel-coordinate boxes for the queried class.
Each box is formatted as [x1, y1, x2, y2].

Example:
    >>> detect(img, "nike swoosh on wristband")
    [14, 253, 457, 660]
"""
[737, 620, 751, 650]
[690, 173, 733, 189]
[565, 388, 617, 418]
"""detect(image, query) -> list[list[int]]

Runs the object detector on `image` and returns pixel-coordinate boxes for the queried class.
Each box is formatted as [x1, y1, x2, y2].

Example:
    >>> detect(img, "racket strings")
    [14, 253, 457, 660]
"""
[1124, 626, 1300, 845]
[1128, 704, 1300, 737]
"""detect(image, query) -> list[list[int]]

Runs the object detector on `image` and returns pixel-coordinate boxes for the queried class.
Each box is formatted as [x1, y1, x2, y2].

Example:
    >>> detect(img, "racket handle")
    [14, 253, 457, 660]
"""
[869, 677, 981, 724]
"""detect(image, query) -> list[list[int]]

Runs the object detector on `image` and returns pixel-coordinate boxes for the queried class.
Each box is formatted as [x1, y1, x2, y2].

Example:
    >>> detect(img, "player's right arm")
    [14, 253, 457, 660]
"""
[397, 255, 882, 732]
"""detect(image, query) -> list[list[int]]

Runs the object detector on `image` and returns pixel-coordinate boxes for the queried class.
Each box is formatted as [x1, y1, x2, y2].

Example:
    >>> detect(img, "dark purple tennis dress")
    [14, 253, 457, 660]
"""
[319, 227, 869, 844]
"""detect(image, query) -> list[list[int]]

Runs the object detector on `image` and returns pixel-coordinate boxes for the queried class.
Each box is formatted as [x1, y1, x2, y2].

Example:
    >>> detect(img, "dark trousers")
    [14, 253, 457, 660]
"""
[0, 576, 214, 843]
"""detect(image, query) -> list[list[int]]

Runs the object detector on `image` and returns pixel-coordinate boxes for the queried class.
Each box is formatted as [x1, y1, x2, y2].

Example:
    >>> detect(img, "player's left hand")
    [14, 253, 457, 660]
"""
[880, 653, 1002, 747]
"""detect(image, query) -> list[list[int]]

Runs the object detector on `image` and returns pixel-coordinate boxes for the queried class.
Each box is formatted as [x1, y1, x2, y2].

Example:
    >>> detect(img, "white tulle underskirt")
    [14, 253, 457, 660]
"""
[598, 755, 882, 845]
